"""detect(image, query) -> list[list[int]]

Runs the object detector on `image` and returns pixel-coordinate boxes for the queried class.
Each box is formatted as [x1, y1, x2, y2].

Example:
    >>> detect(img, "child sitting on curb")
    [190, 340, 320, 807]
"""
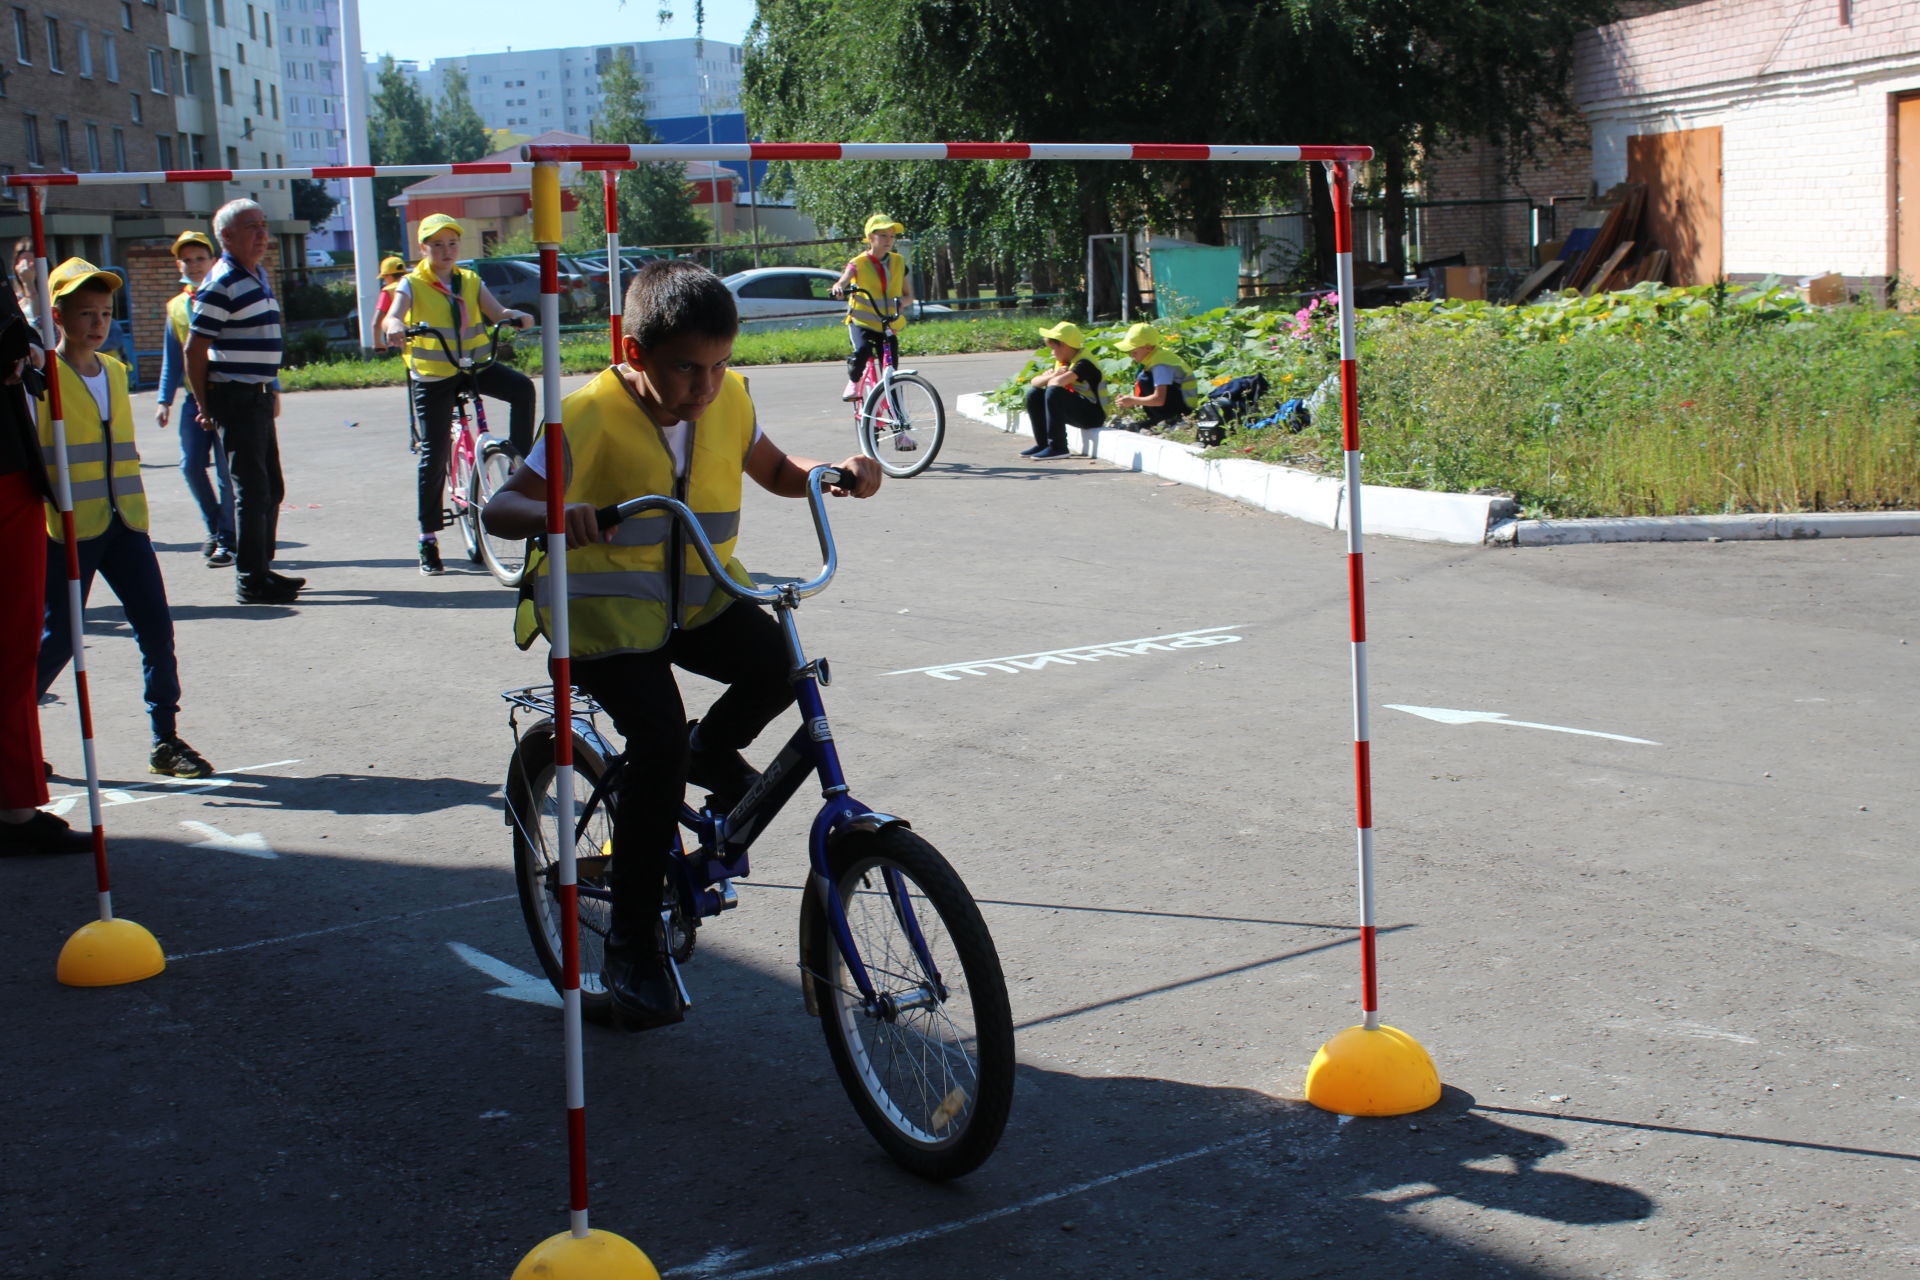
[34, 259, 213, 780]
[1111, 322, 1199, 432]
[1021, 320, 1107, 460]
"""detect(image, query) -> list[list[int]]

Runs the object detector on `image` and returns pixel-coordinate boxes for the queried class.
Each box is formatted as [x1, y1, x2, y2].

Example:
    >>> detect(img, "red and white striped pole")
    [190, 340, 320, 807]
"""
[1303, 161, 1439, 1117]
[511, 161, 655, 1280]
[603, 169, 623, 364]
[29, 186, 165, 987]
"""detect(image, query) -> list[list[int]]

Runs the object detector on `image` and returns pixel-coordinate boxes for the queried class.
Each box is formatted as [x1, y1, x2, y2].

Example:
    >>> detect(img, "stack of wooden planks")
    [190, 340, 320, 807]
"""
[1509, 183, 1669, 304]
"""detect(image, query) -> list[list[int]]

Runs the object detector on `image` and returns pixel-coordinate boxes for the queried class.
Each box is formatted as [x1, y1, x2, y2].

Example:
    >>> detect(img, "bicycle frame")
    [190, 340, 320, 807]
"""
[409, 320, 518, 522]
[847, 288, 920, 423]
[501, 469, 944, 1011]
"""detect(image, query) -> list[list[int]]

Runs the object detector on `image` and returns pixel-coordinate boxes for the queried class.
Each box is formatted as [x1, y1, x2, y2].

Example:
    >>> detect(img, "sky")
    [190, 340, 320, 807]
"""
[359, 0, 757, 64]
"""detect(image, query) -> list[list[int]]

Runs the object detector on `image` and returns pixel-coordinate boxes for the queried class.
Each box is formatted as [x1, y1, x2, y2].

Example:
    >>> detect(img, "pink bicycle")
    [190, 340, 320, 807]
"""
[405, 320, 527, 586]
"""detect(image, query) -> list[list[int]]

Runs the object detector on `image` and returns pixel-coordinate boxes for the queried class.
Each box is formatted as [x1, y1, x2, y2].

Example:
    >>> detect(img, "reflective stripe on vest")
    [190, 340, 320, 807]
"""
[1135, 348, 1200, 412]
[846, 251, 906, 334]
[39, 354, 147, 540]
[403, 263, 487, 381]
[1060, 359, 1113, 416]
[514, 367, 758, 658]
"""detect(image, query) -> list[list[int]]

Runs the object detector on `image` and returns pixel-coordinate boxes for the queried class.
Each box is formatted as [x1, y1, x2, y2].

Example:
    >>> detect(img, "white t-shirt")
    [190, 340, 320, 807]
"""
[78, 365, 112, 421]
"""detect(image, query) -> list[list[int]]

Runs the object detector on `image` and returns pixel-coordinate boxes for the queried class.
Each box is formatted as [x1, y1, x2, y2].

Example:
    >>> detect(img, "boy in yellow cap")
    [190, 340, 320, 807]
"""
[1022, 320, 1108, 459]
[483, 260, 881, 1028]
[379, 213, 535, 575]
[33, 259, 213, 779]
[1111, 321, 1200, 431]
[154, 230, 236, 567]
[829, 214, 915, 402]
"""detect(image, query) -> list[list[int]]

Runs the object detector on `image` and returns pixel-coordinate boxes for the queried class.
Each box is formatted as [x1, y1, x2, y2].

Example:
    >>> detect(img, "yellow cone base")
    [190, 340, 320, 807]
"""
[1304, 1023, 1441, 1116]
[57, 918, 165, 987]
[512, 1229, 659, 1280]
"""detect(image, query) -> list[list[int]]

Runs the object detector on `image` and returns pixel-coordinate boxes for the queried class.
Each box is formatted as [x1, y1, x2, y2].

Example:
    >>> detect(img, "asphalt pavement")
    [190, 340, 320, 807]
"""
[5, 350, 1916, 1278]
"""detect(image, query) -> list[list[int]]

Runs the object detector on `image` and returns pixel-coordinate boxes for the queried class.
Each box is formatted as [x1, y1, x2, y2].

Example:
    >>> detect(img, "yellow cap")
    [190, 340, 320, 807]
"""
[863, 214, 905, 237]
[48, 257, 124, 302]
[1115, 321, 1171, 352]
[417, 212, 465, 244]
[171, 230, 216, 258]
[1038, 320, 1086, 349]
[379, 255, 408, 276]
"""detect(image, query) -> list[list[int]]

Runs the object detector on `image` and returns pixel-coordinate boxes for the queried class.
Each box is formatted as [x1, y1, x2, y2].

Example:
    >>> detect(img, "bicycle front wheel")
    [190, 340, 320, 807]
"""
[455, 430, 483, 565]
[475, 441, 527, 587]
[858, 374, 945, 478]
[506, 728, 615, 1022]
[806, 826, 1014, 1179]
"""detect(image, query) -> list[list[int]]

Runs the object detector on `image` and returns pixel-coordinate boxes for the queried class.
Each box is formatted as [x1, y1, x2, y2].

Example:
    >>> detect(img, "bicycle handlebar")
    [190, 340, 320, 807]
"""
[403, 318, 526, 373]
[590, 465, 847, 605]
[840, 284, 904, 320]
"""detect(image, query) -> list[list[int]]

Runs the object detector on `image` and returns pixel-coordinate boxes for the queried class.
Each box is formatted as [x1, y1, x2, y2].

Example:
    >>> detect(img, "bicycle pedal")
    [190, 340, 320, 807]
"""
[717, 880, 739, 912]
[665, 955, 693, 1010]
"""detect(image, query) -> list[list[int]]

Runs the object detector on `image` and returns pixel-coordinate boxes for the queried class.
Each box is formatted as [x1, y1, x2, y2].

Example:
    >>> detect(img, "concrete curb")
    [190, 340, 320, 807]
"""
[954, 393, 1920, 547]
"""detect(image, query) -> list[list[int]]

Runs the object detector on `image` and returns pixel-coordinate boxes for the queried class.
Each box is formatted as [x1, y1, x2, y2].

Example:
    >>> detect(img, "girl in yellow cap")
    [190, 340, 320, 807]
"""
[828, 215, 915, 402]
[1021, 321, 1107, 459]
[154, 230, 237, 566]
[370, 254, 409, 352]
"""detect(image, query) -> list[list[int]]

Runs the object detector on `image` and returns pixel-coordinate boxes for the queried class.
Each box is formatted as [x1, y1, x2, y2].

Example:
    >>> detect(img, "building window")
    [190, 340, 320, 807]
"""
[76, 27, 91, 77]
[84, 122, 99, 170]
[252, 78, 262, 113]
[104, 35, 117, 81]
[219, 66, 231, 105]
[23, 112, 39, 165]
[189, 133, 205, 166]
[269, 83, 277, 118]
[226, 145, 237, 168]
[263, 14, 271, 46]
[112, 126, 126, 169]
[55, 118, 72, 169]
[13, 9, 30, 65]
[121, 3, 133, 31]
[128, 91, 140, 122]
[43, 16, 59, 73]
[235, 43, 244, 65]
[212, 0, 224, 25]
[147, 46, 165, 92]
[181, 52, 196, 95]
[246, 4, 256, 38]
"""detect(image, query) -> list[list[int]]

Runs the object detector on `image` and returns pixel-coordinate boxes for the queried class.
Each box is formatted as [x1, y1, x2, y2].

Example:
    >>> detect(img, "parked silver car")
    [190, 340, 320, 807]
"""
[722, 267, 952, 332]
[460, 258, 594, 318]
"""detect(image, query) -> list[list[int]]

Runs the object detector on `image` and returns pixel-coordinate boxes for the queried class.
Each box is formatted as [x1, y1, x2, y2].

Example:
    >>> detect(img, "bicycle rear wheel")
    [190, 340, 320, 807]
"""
[858, 374, 945, 479]
[475, 441, 526, 587]
[805, 826, 1014, 1179]
[506, 728, 615, 1022]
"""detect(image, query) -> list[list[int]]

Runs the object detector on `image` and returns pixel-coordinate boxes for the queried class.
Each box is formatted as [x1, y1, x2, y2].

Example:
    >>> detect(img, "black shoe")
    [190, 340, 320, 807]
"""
[150, 735, 214, 779]
[267, 570, 307, 591]
[601, 932, 685, 1031]
[418, 541, 444, 576]
[1018, 443, 1046, 456]
[236, 574, 299, 605]
[685, 720, 760, 813]
[1032, 445, 1072, 459]
[200, 536, 219, 558]
[205, 544, 235, 568]
[0, 811, 91, 855]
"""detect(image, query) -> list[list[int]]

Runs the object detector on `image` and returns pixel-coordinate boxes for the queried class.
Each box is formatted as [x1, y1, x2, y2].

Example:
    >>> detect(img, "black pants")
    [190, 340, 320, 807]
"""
[412, 365, 536, 534]
[569, 601, 794, 937]
[1024, 385, 1106, 449]
[845, 326, 892, 385]
[204, 380, 284, 577]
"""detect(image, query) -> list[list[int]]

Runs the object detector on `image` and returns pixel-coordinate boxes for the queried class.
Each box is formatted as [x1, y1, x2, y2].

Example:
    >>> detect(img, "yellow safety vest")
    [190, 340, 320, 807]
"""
[845, 251, 906, 334]
[1135, 347, 1200, 412]
[38, 353, 147, 540]
[514, 366, 758, 659]
[166, 286, 197, 348]
[1059, 357, 1114, 416]
[403, 262, 487, 381]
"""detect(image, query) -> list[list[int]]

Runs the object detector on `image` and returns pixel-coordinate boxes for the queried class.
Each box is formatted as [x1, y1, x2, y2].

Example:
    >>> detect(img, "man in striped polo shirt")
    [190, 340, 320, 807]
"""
[185, 199, 305, 606]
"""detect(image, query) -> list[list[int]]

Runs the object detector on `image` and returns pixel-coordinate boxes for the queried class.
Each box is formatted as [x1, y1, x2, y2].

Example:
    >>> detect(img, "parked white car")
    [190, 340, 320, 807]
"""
[304, 249, 335, 268]
[722, 267, 950, 332]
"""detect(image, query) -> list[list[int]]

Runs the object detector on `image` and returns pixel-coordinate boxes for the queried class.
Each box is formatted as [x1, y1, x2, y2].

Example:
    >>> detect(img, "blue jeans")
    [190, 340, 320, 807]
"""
[37, 514, 182, 741]
[177, 394, 236, 549]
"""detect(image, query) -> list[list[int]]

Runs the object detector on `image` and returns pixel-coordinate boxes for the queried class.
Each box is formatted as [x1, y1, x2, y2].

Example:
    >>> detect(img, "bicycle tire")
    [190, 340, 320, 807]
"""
[475, 441, 527, 587]
[858, 374, 945, 479]
[506, 728, 616, 1023]
[805, 826, 1014, 1179]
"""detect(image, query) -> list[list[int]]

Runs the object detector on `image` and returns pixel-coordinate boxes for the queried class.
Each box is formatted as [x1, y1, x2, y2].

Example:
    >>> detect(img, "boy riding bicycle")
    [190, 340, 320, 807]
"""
[482, 260, 881, 1029]
[830, 215, 914, 402]
[379, 213, 535, 576]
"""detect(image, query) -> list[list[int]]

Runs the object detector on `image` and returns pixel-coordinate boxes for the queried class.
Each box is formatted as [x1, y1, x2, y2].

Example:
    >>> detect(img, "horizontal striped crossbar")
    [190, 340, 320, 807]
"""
[524, 142, 1372, 164]
[4, 161, 529, 187]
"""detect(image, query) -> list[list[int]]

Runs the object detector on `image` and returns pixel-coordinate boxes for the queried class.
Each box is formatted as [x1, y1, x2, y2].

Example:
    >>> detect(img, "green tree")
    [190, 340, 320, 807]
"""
[571, 52, 709, 251]
[290, 178, 339, 229]
[435, 66, 492, 165]
[367, 56, 439, 250]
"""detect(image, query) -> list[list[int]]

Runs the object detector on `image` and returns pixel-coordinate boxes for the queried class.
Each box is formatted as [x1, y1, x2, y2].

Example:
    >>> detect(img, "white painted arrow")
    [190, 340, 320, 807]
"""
[1386, 705, 1659, 745]
[448, 941, 562, 1008]
[178, 819, 278, 858]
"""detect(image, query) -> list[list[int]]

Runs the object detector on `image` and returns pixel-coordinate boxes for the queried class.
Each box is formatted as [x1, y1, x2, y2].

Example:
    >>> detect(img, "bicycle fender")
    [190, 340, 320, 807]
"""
[843, 810, 912, 836]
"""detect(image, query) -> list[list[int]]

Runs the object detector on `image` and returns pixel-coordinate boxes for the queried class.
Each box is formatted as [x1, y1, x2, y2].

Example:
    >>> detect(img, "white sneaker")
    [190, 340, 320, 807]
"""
[895, 433, 918, 451]
[840, 381, 859, 402]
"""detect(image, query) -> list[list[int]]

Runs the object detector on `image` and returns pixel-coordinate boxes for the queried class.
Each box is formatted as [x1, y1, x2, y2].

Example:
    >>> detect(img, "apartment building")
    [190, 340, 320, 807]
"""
[276, 0, 347, 250]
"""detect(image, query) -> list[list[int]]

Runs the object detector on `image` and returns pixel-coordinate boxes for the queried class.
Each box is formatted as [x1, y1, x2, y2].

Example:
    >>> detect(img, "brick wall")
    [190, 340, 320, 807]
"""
[1575, 0, 1920, 286]
[1, 0, 186, 214]
[1420, 122, 1596, 268]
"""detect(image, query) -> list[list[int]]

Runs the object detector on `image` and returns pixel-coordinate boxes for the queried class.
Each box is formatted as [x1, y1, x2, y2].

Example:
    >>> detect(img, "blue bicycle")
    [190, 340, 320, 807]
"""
[501, 468, 1014, 1179]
